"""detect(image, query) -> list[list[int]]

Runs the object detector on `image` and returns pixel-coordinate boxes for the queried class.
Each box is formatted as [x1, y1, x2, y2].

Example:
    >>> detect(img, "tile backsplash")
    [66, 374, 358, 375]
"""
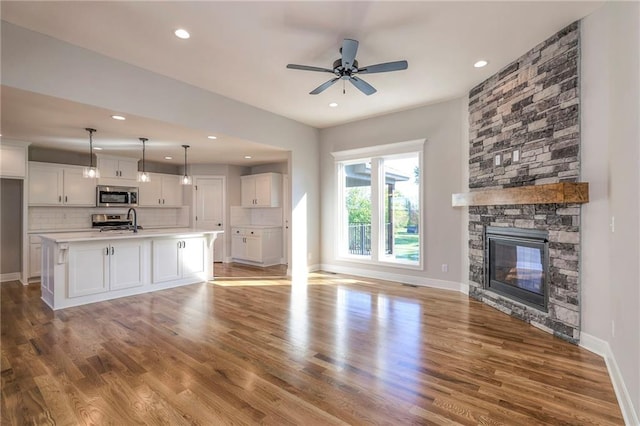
[29, 206, 190, 231]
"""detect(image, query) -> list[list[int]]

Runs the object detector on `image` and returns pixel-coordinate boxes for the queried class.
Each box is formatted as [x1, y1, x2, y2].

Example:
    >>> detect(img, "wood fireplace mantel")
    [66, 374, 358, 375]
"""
[451, 182, 589, 207]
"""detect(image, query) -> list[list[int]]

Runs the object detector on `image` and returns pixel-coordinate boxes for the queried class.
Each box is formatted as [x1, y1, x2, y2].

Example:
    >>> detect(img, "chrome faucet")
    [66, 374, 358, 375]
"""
[127, 207, 138, 233]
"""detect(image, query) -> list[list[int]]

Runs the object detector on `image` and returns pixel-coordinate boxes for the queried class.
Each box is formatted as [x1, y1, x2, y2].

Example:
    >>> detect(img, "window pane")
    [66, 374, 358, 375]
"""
[383, 155, 420, 264]
[344, 162, 371, 257]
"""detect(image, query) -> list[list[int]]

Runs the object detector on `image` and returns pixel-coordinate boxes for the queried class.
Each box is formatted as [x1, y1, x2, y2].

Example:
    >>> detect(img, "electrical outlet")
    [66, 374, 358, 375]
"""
[612, 320, 615, 337]
[441, 264, 448, 273]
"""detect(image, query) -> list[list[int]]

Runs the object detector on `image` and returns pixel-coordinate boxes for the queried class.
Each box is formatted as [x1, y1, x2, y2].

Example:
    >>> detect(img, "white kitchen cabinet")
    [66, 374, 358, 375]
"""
[29, 162, 96, 206]
[138, 173, 183, 207]
[68, 240, 145, 297]
[68, 242, 109, 297]
[0, 143, 27, 178]
[152, 236, 205, 283]
[240, 173, 281, 207]
[29, 236, 42, 278]
[61, 167, 96, 205]
[97, 155, 138, 184]
[231, 227, 282, 266]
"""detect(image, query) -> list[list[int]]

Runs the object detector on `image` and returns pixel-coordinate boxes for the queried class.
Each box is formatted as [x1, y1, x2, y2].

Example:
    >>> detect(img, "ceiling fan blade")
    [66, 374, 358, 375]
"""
[358, 60, 408, 74]
[341, 39, 359, 69]
[310, 78, 340, 95]
[287, 64, 334, 73]
[349, 76, 377, 96]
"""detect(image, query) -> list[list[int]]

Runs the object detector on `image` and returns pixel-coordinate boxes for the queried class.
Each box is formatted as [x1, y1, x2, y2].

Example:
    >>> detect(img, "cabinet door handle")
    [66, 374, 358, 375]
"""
[163, 199, 165, 204]
[159, 198, 161, 204]
[58, 195, 62, 202]
[105, 247, 109, 255]
[178, 241, 181, 248]
[65, 196, 68, 203]
[182, 241, 186, 248]
[111, 247, 114, 255]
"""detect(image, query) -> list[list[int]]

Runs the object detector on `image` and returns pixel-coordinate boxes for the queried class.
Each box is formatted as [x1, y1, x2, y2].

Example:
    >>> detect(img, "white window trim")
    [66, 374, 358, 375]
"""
[333, 139, 426, 270]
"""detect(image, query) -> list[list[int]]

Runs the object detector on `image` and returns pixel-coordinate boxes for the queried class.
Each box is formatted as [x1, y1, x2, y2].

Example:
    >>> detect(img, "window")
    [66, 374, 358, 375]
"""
[334, 141, 423, 268]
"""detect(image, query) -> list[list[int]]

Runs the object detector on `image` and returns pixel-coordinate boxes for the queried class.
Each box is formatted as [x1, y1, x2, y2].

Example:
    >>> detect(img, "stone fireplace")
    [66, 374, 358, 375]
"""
[466, 22, 582, 343]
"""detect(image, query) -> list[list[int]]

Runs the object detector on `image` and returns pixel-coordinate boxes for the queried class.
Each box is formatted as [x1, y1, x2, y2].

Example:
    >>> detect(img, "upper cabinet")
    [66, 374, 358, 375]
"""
[0, 142, 28, 178]
[29, 162, 96, 206]
[96, 155, 138, 185]
[138, 173, 183, 207]
[241, 173, 282, 208]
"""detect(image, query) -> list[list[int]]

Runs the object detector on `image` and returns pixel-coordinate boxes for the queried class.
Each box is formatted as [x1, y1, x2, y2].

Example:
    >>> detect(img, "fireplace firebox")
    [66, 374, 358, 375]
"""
[485, 226, 549, 311]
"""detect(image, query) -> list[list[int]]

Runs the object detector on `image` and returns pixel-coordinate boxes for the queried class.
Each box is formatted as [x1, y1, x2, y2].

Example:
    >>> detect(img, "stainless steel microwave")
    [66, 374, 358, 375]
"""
[96, 185, 138, 207]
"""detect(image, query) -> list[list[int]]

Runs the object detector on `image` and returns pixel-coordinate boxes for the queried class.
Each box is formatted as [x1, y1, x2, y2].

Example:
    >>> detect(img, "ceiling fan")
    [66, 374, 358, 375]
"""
[287, 38, 408, 96]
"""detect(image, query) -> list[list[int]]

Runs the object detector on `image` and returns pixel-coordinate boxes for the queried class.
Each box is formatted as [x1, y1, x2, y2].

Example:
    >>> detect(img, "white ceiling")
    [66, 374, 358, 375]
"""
[1, 1, 602, 164]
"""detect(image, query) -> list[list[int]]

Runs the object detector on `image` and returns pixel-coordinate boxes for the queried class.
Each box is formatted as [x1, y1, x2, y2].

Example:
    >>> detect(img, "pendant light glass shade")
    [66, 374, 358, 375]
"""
[82, 128, 100, 178]
[137, 137, 151, 183]
[181, 144, 192, 185]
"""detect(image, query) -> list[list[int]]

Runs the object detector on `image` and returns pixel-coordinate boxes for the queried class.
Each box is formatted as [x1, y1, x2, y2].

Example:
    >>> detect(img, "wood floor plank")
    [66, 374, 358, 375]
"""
[0, 271, 624, 425]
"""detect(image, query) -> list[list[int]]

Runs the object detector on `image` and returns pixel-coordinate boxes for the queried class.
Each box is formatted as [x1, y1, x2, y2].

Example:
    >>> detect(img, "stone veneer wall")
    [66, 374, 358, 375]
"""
[467, 22, 581, 343]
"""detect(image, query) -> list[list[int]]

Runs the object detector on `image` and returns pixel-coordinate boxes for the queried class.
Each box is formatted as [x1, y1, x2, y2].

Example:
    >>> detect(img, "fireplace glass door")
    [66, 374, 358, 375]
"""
[486, 227, 548, 311]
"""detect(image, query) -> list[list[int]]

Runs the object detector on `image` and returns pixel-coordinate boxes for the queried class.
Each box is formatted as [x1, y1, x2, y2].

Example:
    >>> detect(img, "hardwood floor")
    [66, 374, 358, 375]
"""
[1, 273, 623, 425]
[214, 262, 288, 279]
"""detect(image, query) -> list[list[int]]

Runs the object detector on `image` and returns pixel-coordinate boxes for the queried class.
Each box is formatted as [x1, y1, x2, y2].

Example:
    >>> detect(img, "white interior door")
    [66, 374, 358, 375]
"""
[194, 177, 225, 262]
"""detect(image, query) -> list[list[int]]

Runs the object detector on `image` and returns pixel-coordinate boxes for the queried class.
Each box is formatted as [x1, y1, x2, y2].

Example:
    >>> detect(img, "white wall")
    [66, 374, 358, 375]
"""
[319, 98, 466, 288]
[1, 22, 320, 277]
[581, 2, 640, 421]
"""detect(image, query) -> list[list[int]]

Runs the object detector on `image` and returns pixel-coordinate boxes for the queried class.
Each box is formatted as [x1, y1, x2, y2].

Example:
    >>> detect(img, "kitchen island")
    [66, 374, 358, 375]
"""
[39, 229, 223, 310]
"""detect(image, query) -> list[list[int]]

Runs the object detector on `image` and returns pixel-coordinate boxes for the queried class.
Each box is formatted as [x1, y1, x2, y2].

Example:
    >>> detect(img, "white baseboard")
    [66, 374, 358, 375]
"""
[0, 272, 21, 283]
[319, 263, 468, 294]
[307, 263, 321, 272]
[580, 332, 639, 426]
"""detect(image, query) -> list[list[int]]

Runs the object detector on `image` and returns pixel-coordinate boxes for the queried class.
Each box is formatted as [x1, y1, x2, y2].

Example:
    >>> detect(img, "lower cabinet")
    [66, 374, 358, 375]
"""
[29, 236, 42, 278]
[152, 236, 205, 284]
[231, 227, 282, 266]
[68, 240, 145, 297]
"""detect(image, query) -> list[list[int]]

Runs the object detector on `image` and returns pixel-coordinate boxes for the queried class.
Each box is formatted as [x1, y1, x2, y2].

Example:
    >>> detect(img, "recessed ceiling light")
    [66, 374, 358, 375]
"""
[174, 29, 190, 40]
[164, 156, 173, 160]
[474, 60, 488, 68]
[207, 135, 217, 140]
[329, 102, 338, 108]
[93, 147, 103, 150]
[111, 115, 126, 120]
[244, 155, 252, 159]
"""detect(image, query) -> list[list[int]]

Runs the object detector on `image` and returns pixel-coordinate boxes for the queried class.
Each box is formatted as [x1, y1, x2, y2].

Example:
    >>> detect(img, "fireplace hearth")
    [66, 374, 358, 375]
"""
[485, 226, 549, 311]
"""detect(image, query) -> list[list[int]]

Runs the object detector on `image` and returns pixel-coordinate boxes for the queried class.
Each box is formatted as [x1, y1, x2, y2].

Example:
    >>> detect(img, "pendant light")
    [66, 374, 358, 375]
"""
[137, 137, 151, 183]
[82, 128, 100, 178]
[181, 144, 192, 185]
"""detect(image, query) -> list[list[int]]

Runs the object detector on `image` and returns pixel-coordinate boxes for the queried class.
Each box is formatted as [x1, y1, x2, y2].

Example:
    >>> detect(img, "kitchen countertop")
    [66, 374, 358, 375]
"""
[231, 225, 282, 229]
[29, 225, 187, 234]
[38, 228, 223, 243]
